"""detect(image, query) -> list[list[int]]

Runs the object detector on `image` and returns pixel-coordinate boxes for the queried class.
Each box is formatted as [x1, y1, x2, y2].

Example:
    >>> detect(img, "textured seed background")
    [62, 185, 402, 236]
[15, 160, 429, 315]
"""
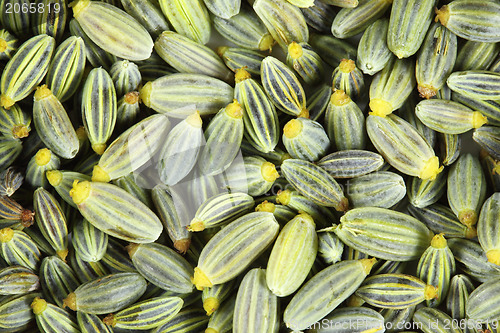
[0, 0, 499, 332]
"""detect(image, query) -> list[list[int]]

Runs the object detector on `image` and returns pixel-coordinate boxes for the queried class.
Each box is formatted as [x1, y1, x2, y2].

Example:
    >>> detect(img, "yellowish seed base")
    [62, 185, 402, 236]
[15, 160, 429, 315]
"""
[35, 148, 51, 166]
[424, 285, 438, 300]
[216, 46, 229, 57]
[34, 85, 52, 101]
[92, 143, 106, 155]
[46, 170, 63, 187]
[0, 94, 15, 109]
[31, 297, 47, 315]
[56, 249, 69, 261]
[188, 219, 205, 232]
[472, 111, 488, 129]
[339, 59, 355, 73]
[63, 293, 77, 311]
[139, 82, 153, 107]
[297, 108, 309, 119]
[360, 258, 377, 275]
[261, 162, 280, 182]
[465, 226, 477, 239]
[186, 111, 202, 128]
[368, 99, 393, 117]
[203, 297, 220, 316]
[12, 125, 29, 139]
[126, 243, 140, 258]
[124, 91, 140, 105]
[430, 233, 447, 249]
[276, 189, 291, 205]
[76, 126, 87, 141]
[69, 180, 91, 205]
[331, 89, 351, 107]
[225, 100, 243, 119]
[435, 5, 450, 26]
[288, 42, 303, 59]
[205, 328, 218, 333]
[235, 68, 251, 83]
[487, 249, 500, 266]
[92, 165, 111, 183]
[283, 119, 302, 139]
[191, 267, 213, 290]
[459, 210, 477, 227]
[255, 200, 276, 213]
[417, 84, 437, 99]
[335, 197, 349, 212]
[0, 39, 7, 53]
[419, 156, 443, 180]
[0, 228, 14, 243]
[259, 33, 275, 52]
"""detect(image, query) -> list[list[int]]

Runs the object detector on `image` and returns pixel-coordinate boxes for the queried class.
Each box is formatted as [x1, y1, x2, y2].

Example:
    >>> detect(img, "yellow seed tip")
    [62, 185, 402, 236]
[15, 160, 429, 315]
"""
[288, 42, 303, 60]
[225, 100, 243, 119]
[466, 226, 477, 239]
[339, 59, 356, 73]
[430, 233, 447, 249]
[424, 285, 438, 300]
[459, 209, 477, 227]
[435, 5, 450, 26]
[472, 112, 488, 129]
[103, 314, 117, 327]
[70, 0, 90, 17]
[206, 329, 219, 333]
[76, 126, 87, 141]
[256, 200, 276, 213]
[419, 156, 443, 180]
[0, 94, 15, 109]
[369, 99, 393, 117]
[126, 243, 140, 258]
[12, 125, 30, 139]
[360, 258, 377, 275]
[276, 190, 291, 205]
[192, 267, 213, 290]
[259, 33, 275, 51]
[0, 39, 7, 53]
[34, 85, 52, 101]
[0, 228, 14, 243]
[139, 82, 152, 107]
[203, 297, 220, 316]
[331, 89, 351, 106]
[92, 165, 111, 183]
[187, 219, 205, 232]
[62, 292, 77, 311]
[216, 46, 229, 57]
[235, 68, 251, 83]
[35, 148, 51, 166]
[418, 84, 437, 99]
[336, 197, 349, 212]
[346, 294, 365, 307]
[69, 180, 91, 205]
[186, 111, 202, 128]
[31, 297, 47, 315]
[56, 249, 69, 261]
[46, 170, 63, 187]
[261, 162, 279, 182]
[487, 249, 500, 266]
[92, 143, 106, 155]
[283, 119, 303, 139]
